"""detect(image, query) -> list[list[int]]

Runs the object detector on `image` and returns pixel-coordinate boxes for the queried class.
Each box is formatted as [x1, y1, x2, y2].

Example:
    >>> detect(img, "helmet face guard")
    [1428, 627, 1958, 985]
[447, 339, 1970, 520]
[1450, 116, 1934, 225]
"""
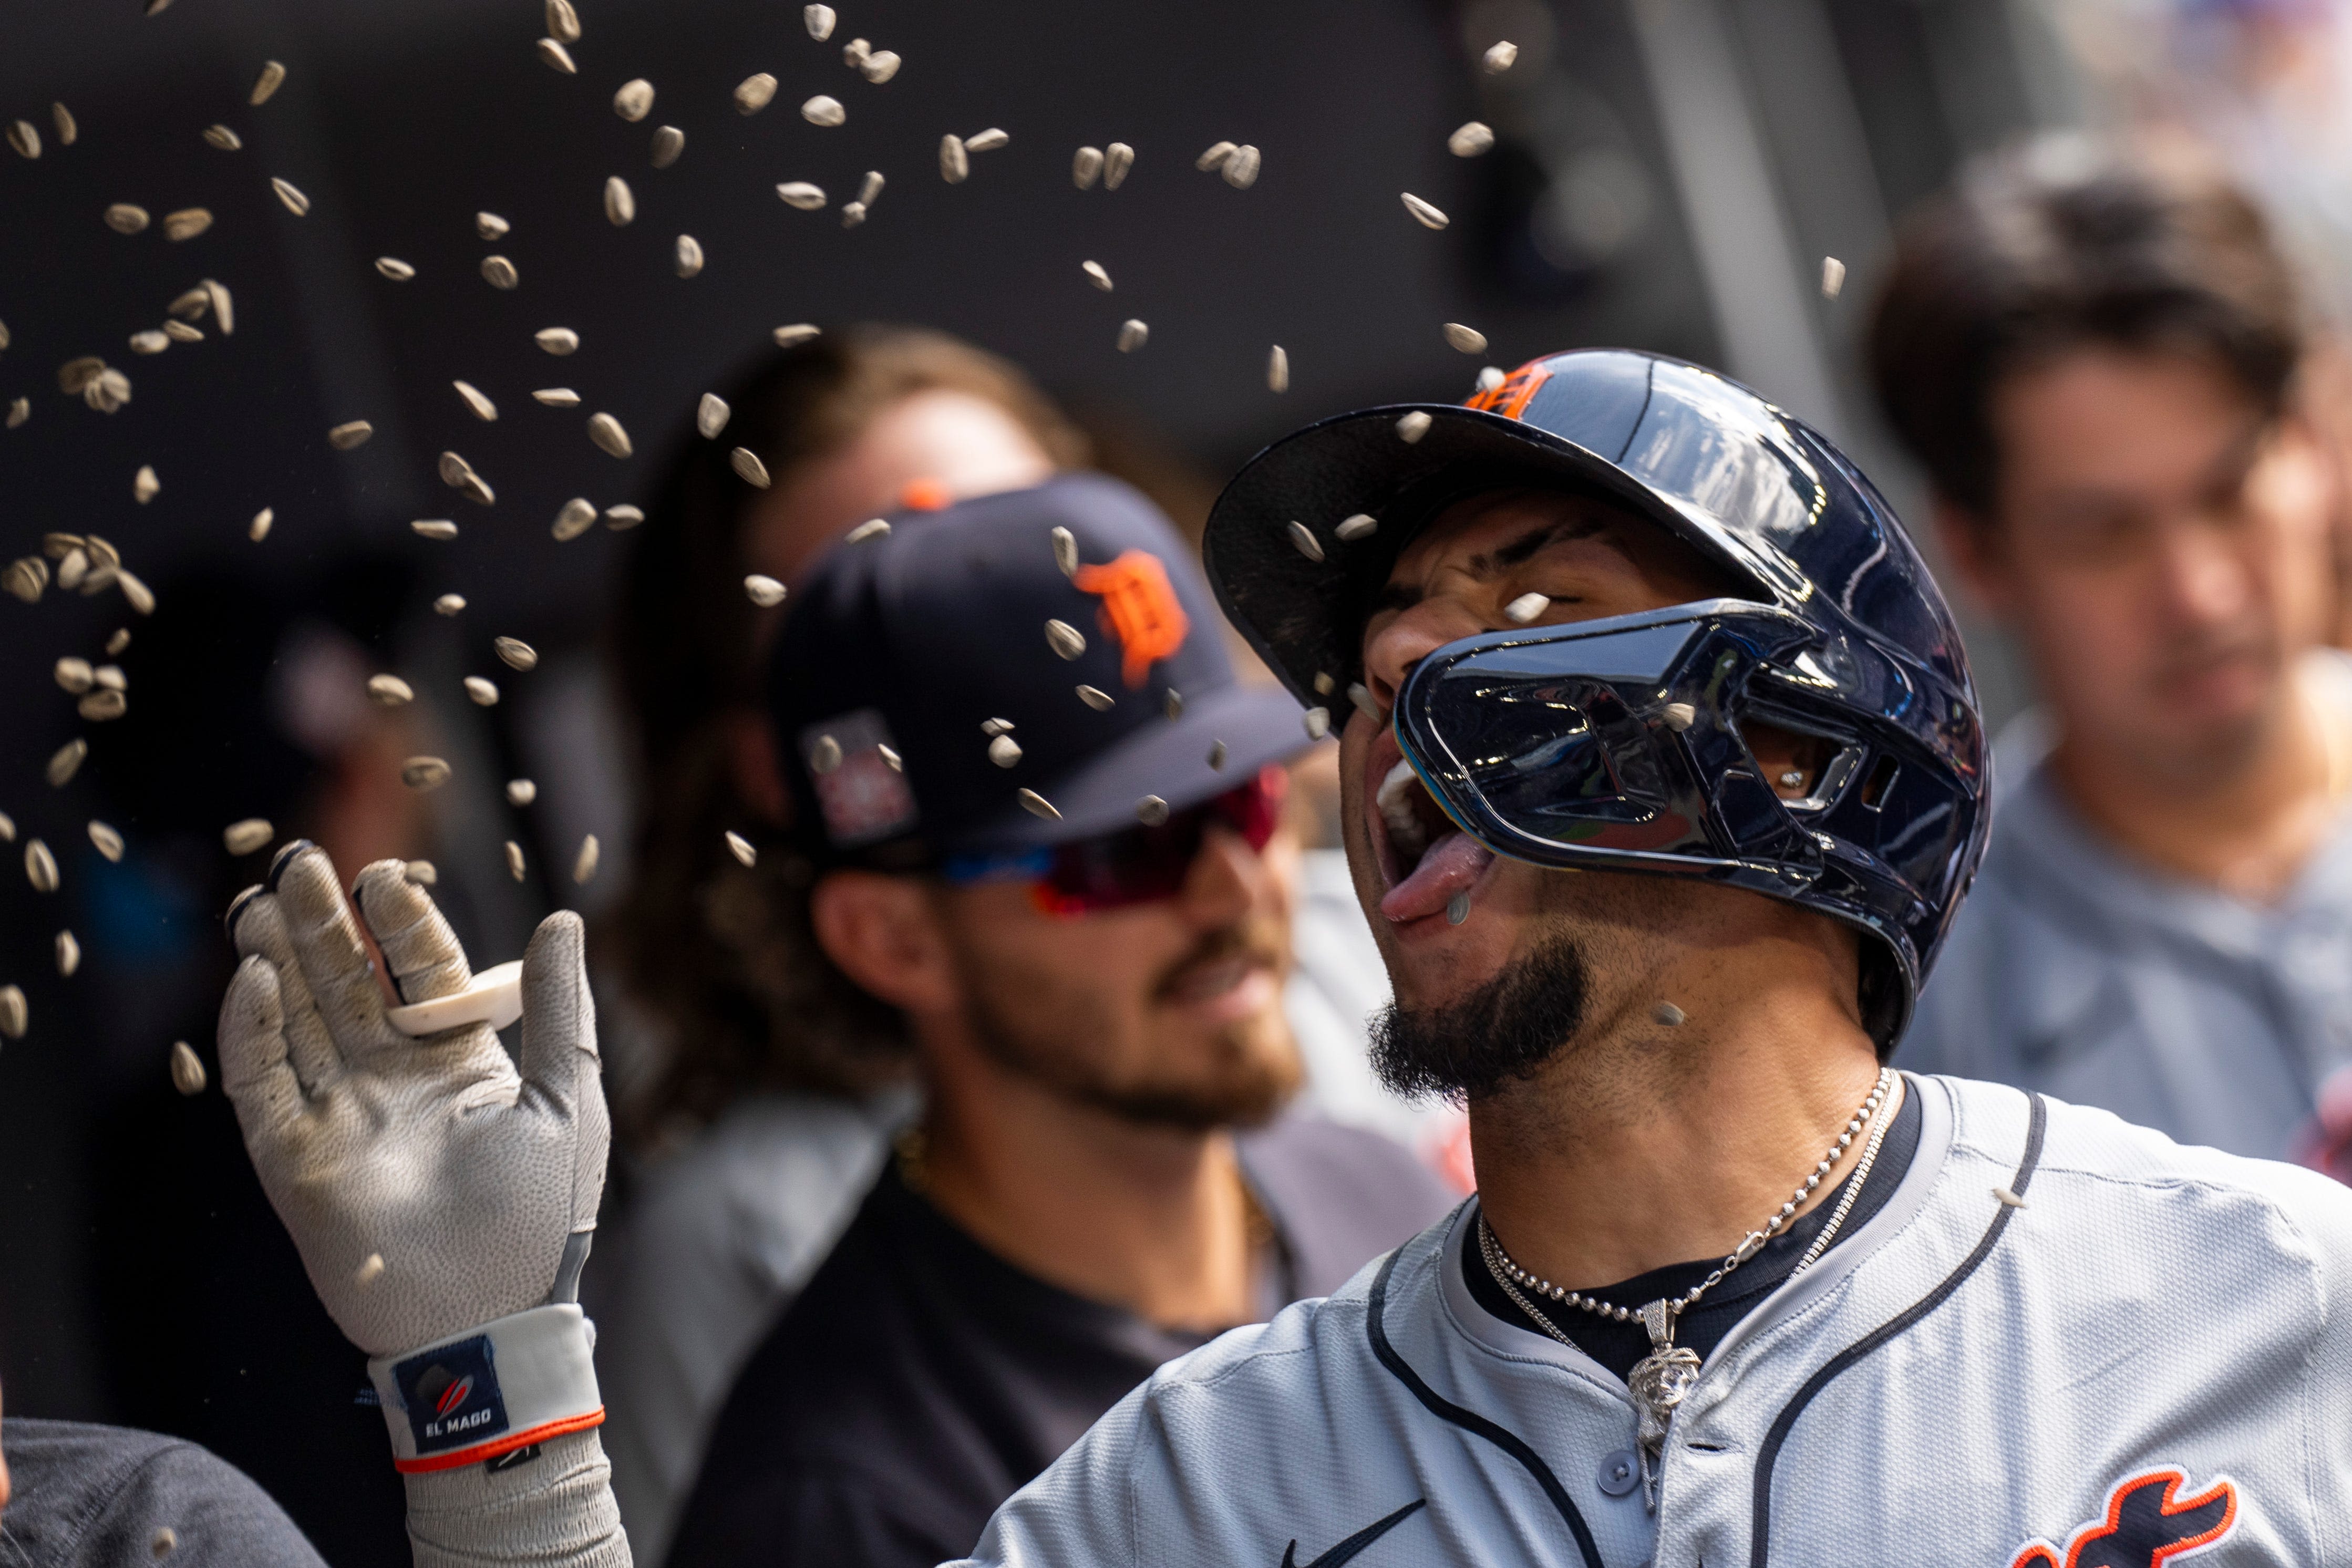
[1395, 598, 1986, 1044]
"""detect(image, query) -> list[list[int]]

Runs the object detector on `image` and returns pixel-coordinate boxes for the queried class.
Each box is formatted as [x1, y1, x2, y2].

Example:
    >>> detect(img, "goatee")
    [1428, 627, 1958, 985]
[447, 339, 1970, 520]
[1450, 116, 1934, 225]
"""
[1370, 933, 1589, 1102]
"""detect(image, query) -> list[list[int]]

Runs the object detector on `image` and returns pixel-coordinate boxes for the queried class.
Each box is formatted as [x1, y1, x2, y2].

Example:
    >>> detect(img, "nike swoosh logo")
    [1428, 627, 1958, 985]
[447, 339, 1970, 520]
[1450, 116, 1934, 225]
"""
[1279, 1499, 1427, 1568]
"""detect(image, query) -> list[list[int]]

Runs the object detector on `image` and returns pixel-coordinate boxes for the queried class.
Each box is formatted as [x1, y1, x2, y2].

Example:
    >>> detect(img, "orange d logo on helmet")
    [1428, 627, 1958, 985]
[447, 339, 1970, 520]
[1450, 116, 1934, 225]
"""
[1073, 550, 1190, 688]
[1466, 359, 1553, 421]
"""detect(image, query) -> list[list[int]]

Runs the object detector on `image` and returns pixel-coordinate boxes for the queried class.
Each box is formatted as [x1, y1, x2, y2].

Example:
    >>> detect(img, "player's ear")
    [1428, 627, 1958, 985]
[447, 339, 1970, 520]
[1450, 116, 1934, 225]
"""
[809, 870, 960, 1016]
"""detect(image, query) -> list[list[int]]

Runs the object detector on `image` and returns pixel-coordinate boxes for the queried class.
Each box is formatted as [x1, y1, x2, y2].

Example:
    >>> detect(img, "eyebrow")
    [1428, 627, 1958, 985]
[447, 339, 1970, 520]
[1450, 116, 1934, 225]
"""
[1372, 518, 1608, 615]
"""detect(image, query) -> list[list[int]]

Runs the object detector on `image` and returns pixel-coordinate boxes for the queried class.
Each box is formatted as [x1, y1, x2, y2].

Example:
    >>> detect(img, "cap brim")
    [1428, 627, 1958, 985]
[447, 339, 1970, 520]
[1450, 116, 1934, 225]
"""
[1201, 403, 1759, 708]
[948, 683, 1313, 853]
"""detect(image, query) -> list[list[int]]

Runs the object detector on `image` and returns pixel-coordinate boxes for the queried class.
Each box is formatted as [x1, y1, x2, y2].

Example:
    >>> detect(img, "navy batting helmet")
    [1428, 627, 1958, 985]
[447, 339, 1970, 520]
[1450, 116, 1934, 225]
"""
[1201, 348, 1990, 1050]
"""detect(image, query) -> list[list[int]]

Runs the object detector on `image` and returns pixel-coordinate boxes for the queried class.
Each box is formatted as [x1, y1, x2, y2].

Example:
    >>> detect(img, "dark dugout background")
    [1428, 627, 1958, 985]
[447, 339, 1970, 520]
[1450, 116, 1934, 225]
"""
[0, 0, 2058, 1559]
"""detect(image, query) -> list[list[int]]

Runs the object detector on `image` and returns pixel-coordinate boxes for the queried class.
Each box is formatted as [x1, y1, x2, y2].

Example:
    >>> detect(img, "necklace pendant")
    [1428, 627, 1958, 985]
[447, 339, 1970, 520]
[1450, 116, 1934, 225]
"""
[1627, 1301, 1700, 1510]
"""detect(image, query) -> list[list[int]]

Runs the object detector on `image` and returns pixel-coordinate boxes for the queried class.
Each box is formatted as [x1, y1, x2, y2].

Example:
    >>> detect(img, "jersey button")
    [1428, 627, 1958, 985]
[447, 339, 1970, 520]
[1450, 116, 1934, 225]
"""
[1596, 1448, 1641, 1498]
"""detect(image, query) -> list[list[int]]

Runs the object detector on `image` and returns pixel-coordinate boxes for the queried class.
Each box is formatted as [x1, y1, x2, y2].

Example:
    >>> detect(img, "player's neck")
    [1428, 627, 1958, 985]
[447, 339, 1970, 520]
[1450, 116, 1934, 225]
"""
[1470, 942, 1884, 1293]
[911, 1037, 1260, 1335]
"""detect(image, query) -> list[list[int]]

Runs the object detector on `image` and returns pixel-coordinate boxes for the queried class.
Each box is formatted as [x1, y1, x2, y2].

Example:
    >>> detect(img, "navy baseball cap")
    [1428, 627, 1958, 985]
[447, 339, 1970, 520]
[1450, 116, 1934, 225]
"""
[766, 472, 1315, 868]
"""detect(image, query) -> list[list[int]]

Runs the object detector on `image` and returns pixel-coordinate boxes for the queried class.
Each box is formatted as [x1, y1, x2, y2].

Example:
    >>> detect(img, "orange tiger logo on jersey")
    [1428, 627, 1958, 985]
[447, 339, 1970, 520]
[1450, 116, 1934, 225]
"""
[1073, 550, 1189, 689]
[2009, 1468, 2238, 1568]
[1465, 360, 1552, 420]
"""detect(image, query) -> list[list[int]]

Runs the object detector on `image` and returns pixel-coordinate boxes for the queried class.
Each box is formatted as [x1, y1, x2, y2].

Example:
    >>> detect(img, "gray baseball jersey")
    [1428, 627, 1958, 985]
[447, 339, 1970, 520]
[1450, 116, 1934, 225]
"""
[950, 1075, 2352, 1566]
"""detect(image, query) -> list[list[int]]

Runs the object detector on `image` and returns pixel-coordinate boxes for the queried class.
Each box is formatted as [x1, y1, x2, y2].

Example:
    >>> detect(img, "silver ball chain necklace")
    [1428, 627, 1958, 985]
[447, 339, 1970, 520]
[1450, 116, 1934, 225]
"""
[1477, 1065, 1901, 1507]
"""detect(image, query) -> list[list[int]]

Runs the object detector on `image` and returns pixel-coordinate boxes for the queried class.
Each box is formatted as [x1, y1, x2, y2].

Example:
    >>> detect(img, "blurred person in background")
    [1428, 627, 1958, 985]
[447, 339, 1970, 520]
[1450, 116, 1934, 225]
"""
[593, 326, 1437, 1561]
[664, 473, 1453, 1568]
[1871, 139, 2352, 1159]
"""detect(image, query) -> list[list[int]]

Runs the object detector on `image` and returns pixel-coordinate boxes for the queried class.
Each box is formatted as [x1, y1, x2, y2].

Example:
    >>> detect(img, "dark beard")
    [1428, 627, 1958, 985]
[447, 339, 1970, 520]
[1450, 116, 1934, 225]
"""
[1370, 932, 1590, 1102]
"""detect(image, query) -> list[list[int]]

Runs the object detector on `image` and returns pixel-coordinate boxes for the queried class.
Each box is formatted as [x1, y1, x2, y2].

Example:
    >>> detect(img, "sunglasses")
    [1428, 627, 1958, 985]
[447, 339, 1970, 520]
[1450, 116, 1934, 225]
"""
[942, 766, 1288, 916]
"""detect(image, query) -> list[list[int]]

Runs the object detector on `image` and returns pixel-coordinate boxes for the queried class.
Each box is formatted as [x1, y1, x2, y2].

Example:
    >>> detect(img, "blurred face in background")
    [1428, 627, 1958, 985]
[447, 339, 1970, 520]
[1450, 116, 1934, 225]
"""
[745, 388, 1059, 586]
[1951, 347, 2337, 785]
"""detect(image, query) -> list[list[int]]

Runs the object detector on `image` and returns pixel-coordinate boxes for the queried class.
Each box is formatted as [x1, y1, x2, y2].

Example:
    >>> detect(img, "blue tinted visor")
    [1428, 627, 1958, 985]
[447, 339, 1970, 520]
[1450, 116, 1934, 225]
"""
[1393, 600, 1825, 877]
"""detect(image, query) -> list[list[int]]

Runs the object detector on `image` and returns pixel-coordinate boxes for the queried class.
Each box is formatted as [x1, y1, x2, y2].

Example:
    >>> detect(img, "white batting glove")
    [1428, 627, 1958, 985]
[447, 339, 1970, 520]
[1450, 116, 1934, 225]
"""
[216, 842, 626, 1568]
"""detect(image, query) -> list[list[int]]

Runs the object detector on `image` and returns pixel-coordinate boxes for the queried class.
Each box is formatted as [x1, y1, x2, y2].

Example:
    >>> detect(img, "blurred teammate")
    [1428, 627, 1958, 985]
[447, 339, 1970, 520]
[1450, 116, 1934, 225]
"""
[665, 474, 1452, 1568]
[1871, 142, 2352, 1158]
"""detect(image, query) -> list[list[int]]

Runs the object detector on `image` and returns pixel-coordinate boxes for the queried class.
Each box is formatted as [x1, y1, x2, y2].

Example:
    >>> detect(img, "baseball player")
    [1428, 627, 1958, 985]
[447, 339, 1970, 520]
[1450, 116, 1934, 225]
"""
[943, 349, 2352, 1565]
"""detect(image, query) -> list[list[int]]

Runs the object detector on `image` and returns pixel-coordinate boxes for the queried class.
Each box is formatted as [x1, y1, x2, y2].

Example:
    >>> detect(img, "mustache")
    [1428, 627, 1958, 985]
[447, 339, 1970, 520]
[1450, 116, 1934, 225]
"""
[1152, 922, 1285, 1002]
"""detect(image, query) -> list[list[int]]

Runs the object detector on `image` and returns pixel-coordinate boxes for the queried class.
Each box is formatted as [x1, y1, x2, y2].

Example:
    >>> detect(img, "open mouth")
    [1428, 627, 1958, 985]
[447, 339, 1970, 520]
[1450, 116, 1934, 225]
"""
[1368, 741, 1494, 925]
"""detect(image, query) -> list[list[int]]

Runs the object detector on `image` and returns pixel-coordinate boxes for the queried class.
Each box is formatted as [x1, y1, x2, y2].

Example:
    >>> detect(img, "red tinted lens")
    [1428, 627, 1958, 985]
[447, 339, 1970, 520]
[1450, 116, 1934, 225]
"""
[1030, 767, 1288, 916]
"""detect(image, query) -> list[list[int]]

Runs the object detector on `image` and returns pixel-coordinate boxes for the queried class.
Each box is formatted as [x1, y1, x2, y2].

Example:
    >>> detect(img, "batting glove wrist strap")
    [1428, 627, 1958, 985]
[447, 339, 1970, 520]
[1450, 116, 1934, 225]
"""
[367, 1303, 605, 1473]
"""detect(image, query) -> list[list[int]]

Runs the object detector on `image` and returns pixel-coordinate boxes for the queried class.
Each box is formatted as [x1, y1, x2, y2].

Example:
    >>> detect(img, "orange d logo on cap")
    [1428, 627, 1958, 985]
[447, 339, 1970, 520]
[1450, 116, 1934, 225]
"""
[1074, 550, 1190, 689]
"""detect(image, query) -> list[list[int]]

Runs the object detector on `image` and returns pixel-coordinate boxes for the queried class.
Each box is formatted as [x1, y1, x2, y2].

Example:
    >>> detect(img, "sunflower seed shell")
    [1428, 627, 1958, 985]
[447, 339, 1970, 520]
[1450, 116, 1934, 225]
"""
[651, 125, 685, 167]
[1482, 39, 1519, 72]
[573, 834, 600, 884]
[25, 840, 58, 893]
[270, 177, 310, 215]
[586, 411, 632, 457]
[553, 497, 597, 541]
[675, 234, 704, 275]
[1074, 147, 1102, 188]
[505, 840, 526, 881]
[327, 420, 373, 450]
[805, 4, 835, 39]
[938, 135, 967, 183]
[495, 636, 539, 670]
[1221, 144, 1261, 188]
[730, 446, 771, 487]
[745, 574, 787, 607]
[105, 204, 150, 234]
[250, 508, 274, 541]
[1401, 192, 1449, 230]
[1448, 121, 1495, 157]
[1442, 322, 1488, 355]
[802, 95, 844, 126]
[613, 79, 655, 121]
[402, 756, 452, 790]
[535, 326, 579, 354]
[604, 175, 635, 225]
[481, 255, 519, 289]
[1116, 319, 1148, 353]
[726, 829, 757, 865]
[538, 38, 577, 73]
[507, 779, 537, 806]
[453, 380, 497, 420]
[203, 124, 242, 151]
[223, 818, 273, 855]
[1105, 142, 1133, 188]
[735, 73, 778, 115]
[49, 739, 87, 786]
[171, 1041, 207, 1095]
[776, 181, 826, 210]
[162, 208, 212, 240]
[545, 0, 581, 42]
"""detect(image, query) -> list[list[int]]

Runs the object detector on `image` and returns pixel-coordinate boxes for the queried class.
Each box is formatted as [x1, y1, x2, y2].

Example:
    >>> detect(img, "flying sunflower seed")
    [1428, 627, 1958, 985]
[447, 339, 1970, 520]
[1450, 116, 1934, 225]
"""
[840, 200, 866, 228]
[1336, 513, 1379, 543]
[1476, 366, 1505, 393]
[402, 757, 452, 790]
[675, 234, 704, 276]
[1447, 121, 1495, 158]
[270, 177, 310, 215]
[1401, 192, 1449, 230]
[1396, 411, 1433, 445]
[1482, 39, 1518, 71]
[453, 380, 497, 421]
[1286, 520, 1325, 562]
[1207, 739, 1229, 770]
[741, 573, 789, 609]
[481, 254, 519, 289]
[437, 451, 475, 487]
[534, 326, 579, 355]
[552, 497, 596, 541]
[105, 203, 150, 234]
[203, 277, 233, 333]
[506, 778, 537, 806]
[1348, 682, 1381, 720]
[1821, 255, 1846, 299]
[726, 830, 757, 866]
[202, 123, 242, 151]
[938, 135, 967, 183]
[613, 79, 655, 122]
[56, 930, 79, 976]
[545, 0, 581, 42]
[465, 676, 500, 707]
[56, 548, 87, 590]
[25, 840, 58, 893]
[860, 50, 901, 83]
[477, 211, 511, 240]
[691, 393, 731, 439]
[605, 504, 643, 529]
[805, 4, 836, 38]
[222, 817, 274, 855]
[1017, 789, 1060, 821]
[1659, 702, 1697, 733]
[980, 717, 1014, 737]
[1105, 142, 1133, 188]
[117, 569, 155, 616]
[0, 986, 22, 1039]
[538, 38, 578, 73]
[1082, 260, 1112, 292]
[844, 518, 890, 544]
[365, 673, 413, 706]
[1074, 147, 1103, 188]
[571, 833, 601, 885]
[776, 181, 826, 210]
[859, 170, 886, 206]
[327, 420, 373, 450]
[251, 59, 287, 103]
[1044, 620, 1086, 659]
[1502, 591, 1549, 624]
[843, 37, 870, 66]
[132, 466, 160, 503]
[49, 739, 87, 786]
[586, 411, 632, 458]
[8, 121, 42, 160]
[162, 208, 212, 241]
[59, 355, 103, 391]
[1442, 322, 1487, 355]
[6, 399, 26, 429]
[504, 840, 527, 881]
[1196, 141, 1236, 172]
[802, 94, 845, 127]
[411, 519, 458, 540]
[987, 735, 1022, 768]
[55, 657, 93, 693]
[397, 861, 434, 888]
[92, 662, 124, 690]
[1076, 685, 1112, 711]
[1268, 345, 1289, 393]
[1136, 796, 1169, 826]
[604, 175, 636, 225]
[730, 447, 771, 487]
[435, 593, 466, 615]
[878, 744, 902, 771]
[773, 323, 820, 347]
[87, 369, 132, 412]
[1165, 689, 1184, 718]
[494, 636, 538, 671]
[1117, 319, 1148, 353]
[651, 125, 685, 168]
[1051, 527, 1078, 576]
[171, 1041, 208, 1095]
[809, 735, 842, 774]
[1304, 707, 1332, 740]
[1222, 145, 1261, 188]
[129, 331, 169, 356]
[51, 103, 75, 144]
[964, 127, 1008, 153]
[355, 1251, 388, 1285]
[735, 73, 779, 115]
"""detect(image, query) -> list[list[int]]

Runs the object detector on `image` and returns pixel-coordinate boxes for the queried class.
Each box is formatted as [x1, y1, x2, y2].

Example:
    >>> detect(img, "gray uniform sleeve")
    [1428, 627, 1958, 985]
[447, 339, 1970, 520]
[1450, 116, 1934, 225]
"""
[0, 1419, 326, 1568]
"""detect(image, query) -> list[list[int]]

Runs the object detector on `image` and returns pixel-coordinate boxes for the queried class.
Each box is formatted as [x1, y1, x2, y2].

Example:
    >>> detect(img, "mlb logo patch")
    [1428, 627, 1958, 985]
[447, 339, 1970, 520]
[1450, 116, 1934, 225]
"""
[393, 1335, 511, 1456]
[802, 708, 919, 848]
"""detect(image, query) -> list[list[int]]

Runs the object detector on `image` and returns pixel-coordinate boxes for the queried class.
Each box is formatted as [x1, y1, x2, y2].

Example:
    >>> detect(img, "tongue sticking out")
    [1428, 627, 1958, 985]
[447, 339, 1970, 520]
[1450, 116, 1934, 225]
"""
[1381, 829, 1494, 924]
